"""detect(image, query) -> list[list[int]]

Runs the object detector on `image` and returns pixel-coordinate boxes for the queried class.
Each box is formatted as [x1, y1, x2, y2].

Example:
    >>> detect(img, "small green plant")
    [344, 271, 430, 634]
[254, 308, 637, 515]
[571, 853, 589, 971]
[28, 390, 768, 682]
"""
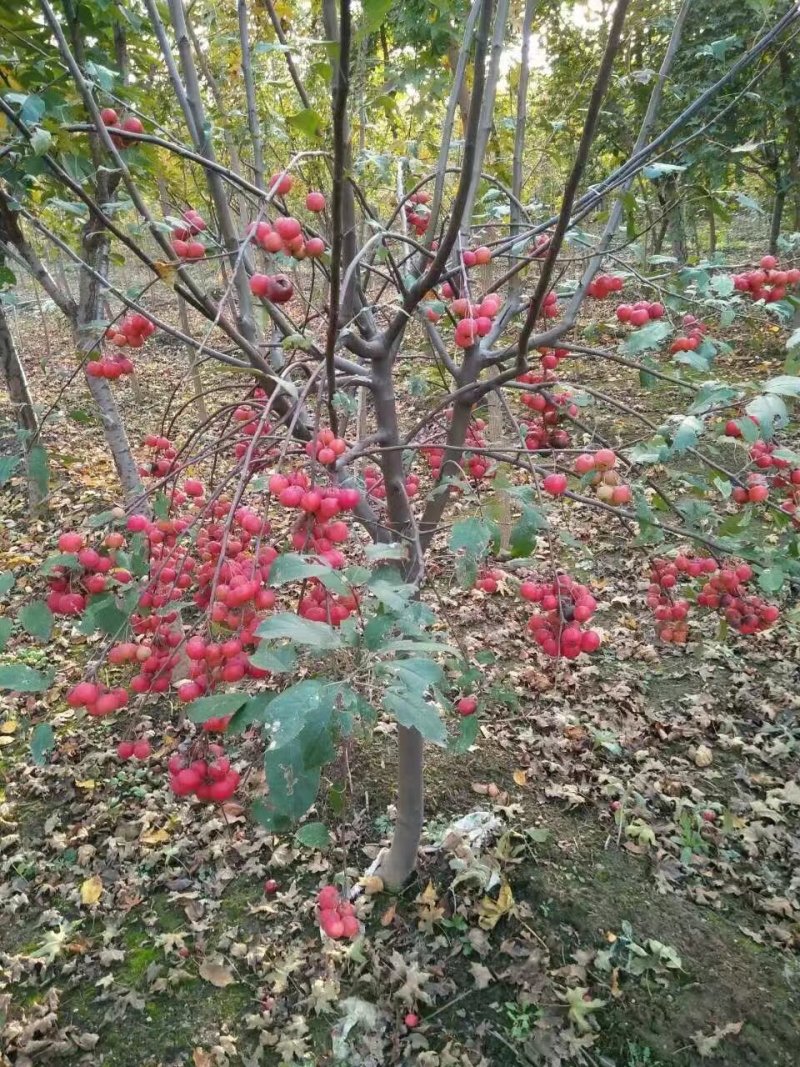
[503, 1001, 540, 1041]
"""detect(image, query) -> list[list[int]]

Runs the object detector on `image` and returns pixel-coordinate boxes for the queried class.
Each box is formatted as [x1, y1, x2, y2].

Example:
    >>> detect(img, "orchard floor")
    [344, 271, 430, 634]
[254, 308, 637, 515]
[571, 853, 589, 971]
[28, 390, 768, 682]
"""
[1, 298, 800, 1065]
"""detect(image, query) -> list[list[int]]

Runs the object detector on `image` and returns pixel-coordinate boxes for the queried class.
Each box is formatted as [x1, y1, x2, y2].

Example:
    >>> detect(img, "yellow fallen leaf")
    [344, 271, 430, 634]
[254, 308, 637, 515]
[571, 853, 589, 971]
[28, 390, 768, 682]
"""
[154, 261, 177, 287]
[74, 779, 96, 790]
[477, 881, 514, 930]
[0, 720, 17, 734]
[512, 769, 527, 786]
[0, 736, 15, 747]
[80, 875, 103, 905]
[140, 827, 170, 846]
[360, 875, 384, 895]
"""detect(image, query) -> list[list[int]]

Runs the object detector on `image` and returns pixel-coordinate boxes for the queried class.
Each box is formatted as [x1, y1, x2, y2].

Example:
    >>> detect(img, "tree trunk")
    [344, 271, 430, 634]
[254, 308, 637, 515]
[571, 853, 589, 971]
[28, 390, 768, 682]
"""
[707, 206, 717, 256]
[665, 175, 687, 262]
[769, 186, 786, 255]
[78, 216, 144, 508]
[0, 301, 43, 510]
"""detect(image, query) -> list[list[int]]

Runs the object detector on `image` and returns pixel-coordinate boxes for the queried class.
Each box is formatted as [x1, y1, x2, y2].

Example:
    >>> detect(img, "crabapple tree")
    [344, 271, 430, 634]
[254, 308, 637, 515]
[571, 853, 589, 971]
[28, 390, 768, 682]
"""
[2, 0, 800, 900]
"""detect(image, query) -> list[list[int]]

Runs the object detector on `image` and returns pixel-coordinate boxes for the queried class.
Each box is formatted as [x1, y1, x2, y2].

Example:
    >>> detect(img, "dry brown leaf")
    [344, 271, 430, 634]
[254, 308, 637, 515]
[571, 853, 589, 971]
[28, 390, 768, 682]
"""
[140, 827, 170, 846]
[512, 769, 527, 786]
[380, 902, 397, 927]
[198, 959, 236, 988]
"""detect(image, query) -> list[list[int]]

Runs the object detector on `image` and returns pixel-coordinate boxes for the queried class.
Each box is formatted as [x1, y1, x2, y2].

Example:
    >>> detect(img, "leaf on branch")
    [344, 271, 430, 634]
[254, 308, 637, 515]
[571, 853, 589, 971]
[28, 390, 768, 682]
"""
[286, 109, 324, 140]
[186, 692, 249, 724]
[0, 663, 53, 692]
[621, 320, 671, 355]
[19, 600, 54, 642]
[256, 613, 343, 649]
[30, 722, 55, 766]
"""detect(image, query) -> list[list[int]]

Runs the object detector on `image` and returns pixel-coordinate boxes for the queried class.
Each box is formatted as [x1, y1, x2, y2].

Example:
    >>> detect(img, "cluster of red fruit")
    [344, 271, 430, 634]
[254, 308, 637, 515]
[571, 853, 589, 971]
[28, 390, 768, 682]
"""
[587, 273, 624, 299]
[646, 558, 700, 643]
[317, 885, 360, 940]
[732, 474, 769, 505]
[298, 581, 359, 625]
[749, 440, 800, 521]
[475, 567, 504, 593]
[86, 353, 135, 379]
[696, 564, 779, 634]
[516, 376, 575, 451]
[521, 574, 601, 657]
[171, 208, 207, 260]
[436, 292, 503, 348]
[305, 428, 348, 466]
[573, 449, 631, 506]
[647, 555, 779, 641]
[247, 216, 325, 262]
[403, 190, 431, 235]
[99, 106, 144, 148]
[48, 530, 131, 614]
[461, 245, 492, 268]
[422, 415, 493, 483]
[139, 434, 179, 479]
[732, 255, 800, 303]
[231, 395, 276, 466]
[616, 300, 664, 326]
[249, 271, 295, 303]
[669, 313, 706, 354]
[536, 346, 569, 373]
[168, 745, 240, 801]
[66, 679, 128, 717]
[117, 739, 151, 760]
[106, 312, 156, 349]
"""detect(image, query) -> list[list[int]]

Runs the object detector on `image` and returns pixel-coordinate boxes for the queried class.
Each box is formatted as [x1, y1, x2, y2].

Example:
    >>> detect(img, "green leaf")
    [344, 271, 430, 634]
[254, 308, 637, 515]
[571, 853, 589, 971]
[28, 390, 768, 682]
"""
[0, 617, 13, 651]
[268, 553, 334, 586]
[362, 0, 393, 31]
[256, 612, 343, 648]
[377, 657, 443, 692]
[621, 321, 671, 355]
[226, 693, 272, 734]
[757, 566, 784, 593]
[0, 663, 53, 692]
[367, 575, 415, 612]
[451, 712, 479, 753]
[286, 108, 323, 139]
[671, 415, 704, 454]
[509, 505, 548, 558]
[30, 722, 55, 766]
[746, 393, 788, 439]
[28, 444, 49, 498]
[38, 553, 80, 576]
[248, 644, 297, 673]
[0, 456, 21, 487]
[295, 821, 331, 849]
[186, 692, 249, 723]
[764, 375, 800, 397]
[365, 542, 407, 562]
[0, 572, 15, 598]
[254, 737, 322, 830]
[264, 679, 335, 749]
[30, 127, 53, 155]
[449, 517, 496, 559]
[19, 600, 54, 642]
[383, 688, 446, 744]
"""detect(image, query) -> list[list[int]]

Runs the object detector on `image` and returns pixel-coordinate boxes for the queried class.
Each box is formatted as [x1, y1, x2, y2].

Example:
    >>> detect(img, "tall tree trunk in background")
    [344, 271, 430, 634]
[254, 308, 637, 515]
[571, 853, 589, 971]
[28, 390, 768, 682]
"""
[664, 174, 687, 262]
[448, 42, 471, 134]
[769, 184, 786, 254]
[707, 206, 717, 256]
[78, 214, 145, 507]
[778, 50, 800, 232]
[0, 301, 43, 510]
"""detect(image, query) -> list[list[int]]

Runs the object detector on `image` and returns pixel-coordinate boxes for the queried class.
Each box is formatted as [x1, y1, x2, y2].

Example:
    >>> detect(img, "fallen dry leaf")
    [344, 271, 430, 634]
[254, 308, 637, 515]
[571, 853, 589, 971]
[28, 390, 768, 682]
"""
[198, 959, 236, 988]
[80, 875, 103, 906]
